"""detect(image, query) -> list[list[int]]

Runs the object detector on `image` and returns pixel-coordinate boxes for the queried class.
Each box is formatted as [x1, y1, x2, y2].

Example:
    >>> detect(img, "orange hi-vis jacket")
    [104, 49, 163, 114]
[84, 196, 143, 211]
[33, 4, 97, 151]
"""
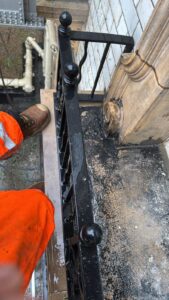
[0, 112, 23, 160]
[0, 190, 55, 292]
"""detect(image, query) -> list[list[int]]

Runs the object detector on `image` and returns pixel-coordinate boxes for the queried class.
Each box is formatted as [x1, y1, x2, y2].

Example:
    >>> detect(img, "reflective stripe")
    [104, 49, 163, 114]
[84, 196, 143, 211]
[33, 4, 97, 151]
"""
[0, 122, 16, 150]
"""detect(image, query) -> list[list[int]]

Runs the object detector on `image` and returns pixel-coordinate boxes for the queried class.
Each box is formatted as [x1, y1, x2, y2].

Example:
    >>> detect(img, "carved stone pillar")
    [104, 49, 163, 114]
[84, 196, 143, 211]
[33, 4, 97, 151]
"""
[104, 0, 169, 144]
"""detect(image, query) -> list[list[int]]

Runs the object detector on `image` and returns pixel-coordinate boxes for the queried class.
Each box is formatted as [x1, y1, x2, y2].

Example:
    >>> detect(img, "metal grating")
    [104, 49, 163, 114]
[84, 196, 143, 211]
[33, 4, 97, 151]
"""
[0, 0, 44, 28]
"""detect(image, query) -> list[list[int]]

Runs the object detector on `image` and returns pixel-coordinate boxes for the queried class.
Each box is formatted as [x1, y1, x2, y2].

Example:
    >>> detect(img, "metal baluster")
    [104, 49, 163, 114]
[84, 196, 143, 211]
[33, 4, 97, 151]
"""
[77, 41, 89, 84]
[91, 42, 110, 97]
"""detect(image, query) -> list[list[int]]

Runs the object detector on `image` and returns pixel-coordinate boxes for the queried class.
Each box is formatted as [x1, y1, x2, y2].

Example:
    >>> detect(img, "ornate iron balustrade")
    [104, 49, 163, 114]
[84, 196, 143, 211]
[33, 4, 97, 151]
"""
[55, 11, 134, 300]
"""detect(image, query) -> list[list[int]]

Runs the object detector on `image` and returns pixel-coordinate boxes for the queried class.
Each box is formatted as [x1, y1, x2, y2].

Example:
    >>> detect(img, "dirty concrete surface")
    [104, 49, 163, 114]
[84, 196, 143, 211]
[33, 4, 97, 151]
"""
[81, 107, 169, 300]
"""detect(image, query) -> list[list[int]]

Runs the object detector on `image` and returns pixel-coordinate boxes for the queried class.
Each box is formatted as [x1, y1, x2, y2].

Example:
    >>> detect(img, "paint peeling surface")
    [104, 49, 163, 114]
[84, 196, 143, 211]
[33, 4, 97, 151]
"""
[81, 107, 169, 300]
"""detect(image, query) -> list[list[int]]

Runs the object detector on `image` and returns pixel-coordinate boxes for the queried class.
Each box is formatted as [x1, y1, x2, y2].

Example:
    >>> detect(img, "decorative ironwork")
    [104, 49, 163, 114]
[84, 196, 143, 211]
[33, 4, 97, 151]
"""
[56, 11, 134, 299]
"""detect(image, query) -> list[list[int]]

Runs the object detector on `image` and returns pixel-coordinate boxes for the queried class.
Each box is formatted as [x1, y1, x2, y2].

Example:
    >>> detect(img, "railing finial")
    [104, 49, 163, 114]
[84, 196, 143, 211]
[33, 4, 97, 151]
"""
[80, 223, 102, 246]
[59, 11, 72, 34]
[64, 62, 79, 86]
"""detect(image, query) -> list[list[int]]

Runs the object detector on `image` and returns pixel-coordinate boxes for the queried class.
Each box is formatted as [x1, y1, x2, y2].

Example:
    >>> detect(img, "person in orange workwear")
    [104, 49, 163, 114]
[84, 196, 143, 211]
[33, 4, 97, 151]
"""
[0, 104, 55, 299]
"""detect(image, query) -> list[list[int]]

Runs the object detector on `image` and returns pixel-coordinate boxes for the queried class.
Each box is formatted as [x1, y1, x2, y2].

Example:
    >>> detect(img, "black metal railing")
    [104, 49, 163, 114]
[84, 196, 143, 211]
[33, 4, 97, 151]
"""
[71, 30, 134, 97]
[55, 11, 134, 300]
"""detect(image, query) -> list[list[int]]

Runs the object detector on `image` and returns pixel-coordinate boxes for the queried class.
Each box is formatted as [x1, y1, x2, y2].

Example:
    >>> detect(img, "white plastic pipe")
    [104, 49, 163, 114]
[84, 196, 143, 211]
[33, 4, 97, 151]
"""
[43, 31, 47, 75]
[0, 40, 34, 93]
[0, 20, 58, 92]
[46, 20, 58, 54]
[0, 78, 25, 88]
[44, 20, 58, 89]
[26, 36, 44, 59]
[0, 43, 34, 94]
[44, 28, 52, 89]
[23, 40, 34, 93]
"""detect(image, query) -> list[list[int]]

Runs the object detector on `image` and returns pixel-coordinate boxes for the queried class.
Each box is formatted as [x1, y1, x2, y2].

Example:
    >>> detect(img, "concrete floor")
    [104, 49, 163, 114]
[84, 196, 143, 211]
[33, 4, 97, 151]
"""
[81, 107, 169, 300]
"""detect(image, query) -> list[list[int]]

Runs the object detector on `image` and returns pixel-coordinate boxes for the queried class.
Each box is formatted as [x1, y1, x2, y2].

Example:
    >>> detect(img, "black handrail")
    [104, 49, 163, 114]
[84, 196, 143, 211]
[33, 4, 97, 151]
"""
[56, 11, 103, 300]
[55, 11, 134, 299]
[70, 23, 134, 97]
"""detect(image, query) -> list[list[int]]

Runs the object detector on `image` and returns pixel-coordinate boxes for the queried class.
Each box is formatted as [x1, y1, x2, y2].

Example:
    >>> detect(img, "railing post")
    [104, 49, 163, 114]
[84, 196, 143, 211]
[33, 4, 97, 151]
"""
[63, 62, 79, 86]
[58, 11, 74, 70]
[56, 11, 103, 300]
[59, 11, 72, 35]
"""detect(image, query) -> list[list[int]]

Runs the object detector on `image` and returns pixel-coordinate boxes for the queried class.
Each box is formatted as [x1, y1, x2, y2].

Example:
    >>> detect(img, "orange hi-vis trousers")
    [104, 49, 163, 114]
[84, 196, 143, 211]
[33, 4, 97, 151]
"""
[0, 112, 55, 291]
[0, 111, 23, 160]
[0, 190, 55, 292]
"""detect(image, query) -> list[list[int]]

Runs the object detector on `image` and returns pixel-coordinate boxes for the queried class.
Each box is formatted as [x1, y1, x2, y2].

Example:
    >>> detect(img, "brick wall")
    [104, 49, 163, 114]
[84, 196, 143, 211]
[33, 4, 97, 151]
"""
[76, 0, 158, 91]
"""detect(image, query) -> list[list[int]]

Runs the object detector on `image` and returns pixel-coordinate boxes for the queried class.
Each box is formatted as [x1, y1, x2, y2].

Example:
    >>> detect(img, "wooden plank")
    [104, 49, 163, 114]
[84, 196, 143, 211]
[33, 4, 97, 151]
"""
[41, 89, 67, 299]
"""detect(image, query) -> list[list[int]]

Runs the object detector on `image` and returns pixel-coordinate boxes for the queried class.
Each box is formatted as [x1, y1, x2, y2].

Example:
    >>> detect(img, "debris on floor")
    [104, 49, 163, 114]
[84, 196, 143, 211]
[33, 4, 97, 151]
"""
[81, 107, 169, 300]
